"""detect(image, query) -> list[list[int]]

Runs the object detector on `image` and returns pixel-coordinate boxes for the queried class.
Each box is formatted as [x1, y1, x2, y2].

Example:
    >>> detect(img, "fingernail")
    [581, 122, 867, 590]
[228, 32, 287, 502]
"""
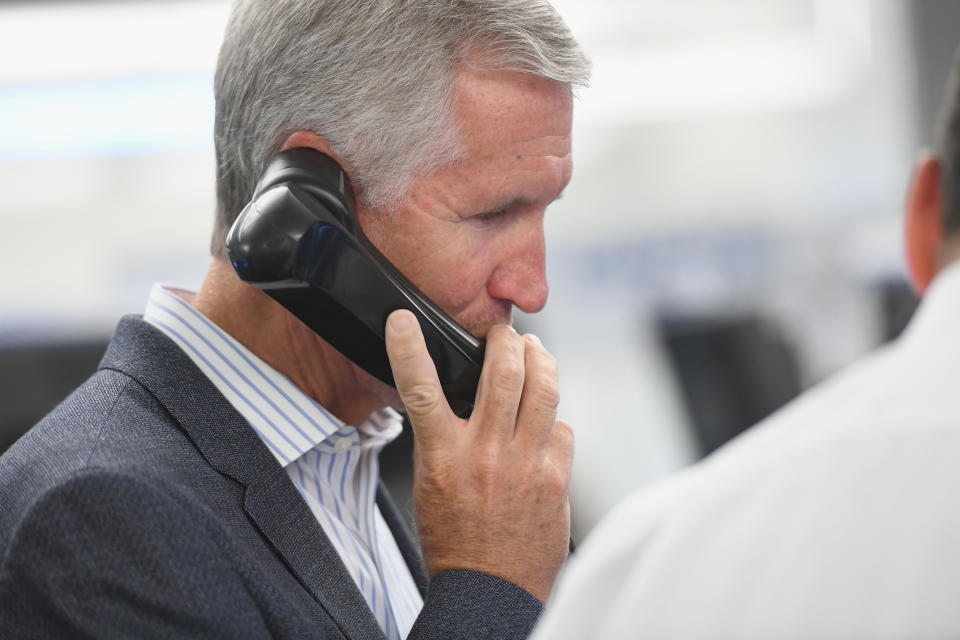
[525, 333, 542, 346]
[390, 311, 414, 333]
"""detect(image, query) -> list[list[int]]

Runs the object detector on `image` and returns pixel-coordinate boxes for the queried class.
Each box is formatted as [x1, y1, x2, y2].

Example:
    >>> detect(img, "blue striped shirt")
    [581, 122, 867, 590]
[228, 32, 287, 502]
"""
[144, 284, 423, 639]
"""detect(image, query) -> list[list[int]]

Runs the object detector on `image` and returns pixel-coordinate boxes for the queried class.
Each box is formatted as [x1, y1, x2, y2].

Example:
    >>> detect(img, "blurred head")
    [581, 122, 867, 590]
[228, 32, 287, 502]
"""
[936, 48, 960, 238]
[906, 47, 960, 293]
[211, 0, 591, 259]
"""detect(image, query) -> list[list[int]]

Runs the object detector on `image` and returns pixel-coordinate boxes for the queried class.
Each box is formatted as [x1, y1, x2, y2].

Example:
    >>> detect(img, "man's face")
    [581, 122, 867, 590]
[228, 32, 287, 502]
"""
[358, 67, 574, 338]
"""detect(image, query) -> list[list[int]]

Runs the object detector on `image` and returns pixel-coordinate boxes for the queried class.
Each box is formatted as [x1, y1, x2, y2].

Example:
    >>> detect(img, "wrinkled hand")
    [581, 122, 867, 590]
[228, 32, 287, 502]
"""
[384, 310, 573, 603]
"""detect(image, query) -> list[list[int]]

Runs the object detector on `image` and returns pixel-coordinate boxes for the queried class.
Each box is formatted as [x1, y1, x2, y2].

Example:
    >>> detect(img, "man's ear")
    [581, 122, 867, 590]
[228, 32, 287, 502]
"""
[905, 153, 945, 294]
[280, 130, 341, 161]
[279, 130, 365, 207]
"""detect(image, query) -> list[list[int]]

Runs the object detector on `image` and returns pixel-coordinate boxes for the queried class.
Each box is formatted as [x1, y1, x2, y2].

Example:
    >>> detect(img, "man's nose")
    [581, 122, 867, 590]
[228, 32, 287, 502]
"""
[487, 224, 549, 314]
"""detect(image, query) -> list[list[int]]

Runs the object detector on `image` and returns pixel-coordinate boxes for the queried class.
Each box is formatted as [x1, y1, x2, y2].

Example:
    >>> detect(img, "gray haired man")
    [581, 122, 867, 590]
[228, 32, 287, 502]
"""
[0, 1, 590, 638]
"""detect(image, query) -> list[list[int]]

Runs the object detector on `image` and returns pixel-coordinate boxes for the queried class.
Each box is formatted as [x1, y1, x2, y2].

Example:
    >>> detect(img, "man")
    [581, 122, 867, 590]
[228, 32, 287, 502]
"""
[0, 1, 590, 638]
[532, 53, 960, 639]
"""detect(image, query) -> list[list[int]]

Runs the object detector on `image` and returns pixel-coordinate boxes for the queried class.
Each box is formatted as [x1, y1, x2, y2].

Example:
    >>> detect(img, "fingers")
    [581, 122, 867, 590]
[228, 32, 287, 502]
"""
[405, 317, 575, 602]
[514, 333, 560, 448]
[544, 418, 575, 480]
[470, 324, 526, 442]
[385, 310, 454, 444]
[541, 417, 575, 532]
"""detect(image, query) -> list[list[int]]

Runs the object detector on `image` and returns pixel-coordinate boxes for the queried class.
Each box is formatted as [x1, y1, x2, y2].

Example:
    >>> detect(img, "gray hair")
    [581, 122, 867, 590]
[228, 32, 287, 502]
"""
[211, 0, 591, 258]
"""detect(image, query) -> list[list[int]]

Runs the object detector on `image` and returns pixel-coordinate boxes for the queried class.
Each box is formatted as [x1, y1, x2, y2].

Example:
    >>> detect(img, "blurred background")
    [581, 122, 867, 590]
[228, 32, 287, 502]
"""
[0, 0, 957, 541]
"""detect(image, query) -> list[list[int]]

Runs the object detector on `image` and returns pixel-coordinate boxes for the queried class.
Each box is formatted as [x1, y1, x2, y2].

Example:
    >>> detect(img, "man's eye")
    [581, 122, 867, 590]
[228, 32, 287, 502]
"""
[476, 209, 506, 222]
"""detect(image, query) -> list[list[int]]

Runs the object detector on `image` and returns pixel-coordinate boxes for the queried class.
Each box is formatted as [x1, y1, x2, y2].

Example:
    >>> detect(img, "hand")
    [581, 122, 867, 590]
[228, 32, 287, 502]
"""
[384, 310, 573, 603]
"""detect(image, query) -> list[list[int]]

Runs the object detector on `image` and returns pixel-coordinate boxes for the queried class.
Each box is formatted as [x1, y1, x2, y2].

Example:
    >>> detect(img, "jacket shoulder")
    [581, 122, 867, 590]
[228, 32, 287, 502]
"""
[0, 468, 279, 638]
[0, 365, 200, 547]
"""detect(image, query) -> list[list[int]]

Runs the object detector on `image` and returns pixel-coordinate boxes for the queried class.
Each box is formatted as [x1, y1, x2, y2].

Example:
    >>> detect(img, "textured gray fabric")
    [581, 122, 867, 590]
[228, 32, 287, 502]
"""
[0, 315, 542, 639]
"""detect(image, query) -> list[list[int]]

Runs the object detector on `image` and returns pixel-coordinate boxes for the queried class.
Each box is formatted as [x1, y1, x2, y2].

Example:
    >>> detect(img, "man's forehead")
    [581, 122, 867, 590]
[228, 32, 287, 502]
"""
[452, 65, 574, 149]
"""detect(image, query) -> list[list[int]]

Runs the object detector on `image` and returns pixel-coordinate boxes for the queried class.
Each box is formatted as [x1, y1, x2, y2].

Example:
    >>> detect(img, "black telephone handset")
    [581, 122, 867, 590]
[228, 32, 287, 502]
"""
[225, 148, 484, 418]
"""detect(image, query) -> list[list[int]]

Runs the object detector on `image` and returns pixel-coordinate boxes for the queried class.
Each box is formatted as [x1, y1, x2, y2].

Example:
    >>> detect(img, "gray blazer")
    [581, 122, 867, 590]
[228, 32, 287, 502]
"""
[0, 316, 542, 639]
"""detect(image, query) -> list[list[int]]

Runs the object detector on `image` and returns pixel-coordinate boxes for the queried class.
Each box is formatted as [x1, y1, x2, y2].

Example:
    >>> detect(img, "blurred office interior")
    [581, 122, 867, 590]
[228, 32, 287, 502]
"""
[0, 0, 957, 540]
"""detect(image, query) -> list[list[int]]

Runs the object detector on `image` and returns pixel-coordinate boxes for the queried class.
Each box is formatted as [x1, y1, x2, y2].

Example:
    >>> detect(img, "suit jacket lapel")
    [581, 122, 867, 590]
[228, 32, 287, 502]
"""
[100, 315, 386, 640]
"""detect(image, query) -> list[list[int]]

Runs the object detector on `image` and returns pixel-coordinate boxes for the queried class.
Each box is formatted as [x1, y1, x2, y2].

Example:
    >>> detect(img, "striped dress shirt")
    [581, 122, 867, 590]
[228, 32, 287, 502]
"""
[144, 284, 423, 639]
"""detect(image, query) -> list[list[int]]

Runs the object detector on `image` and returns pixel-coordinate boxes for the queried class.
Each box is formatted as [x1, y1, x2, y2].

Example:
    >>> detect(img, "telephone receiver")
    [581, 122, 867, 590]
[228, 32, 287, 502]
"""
[225, 148, 484, 418]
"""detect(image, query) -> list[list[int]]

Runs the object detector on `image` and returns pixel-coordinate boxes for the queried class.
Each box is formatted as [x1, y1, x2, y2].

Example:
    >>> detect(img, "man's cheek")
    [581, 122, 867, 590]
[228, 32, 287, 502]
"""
[426, 270, 478, 312]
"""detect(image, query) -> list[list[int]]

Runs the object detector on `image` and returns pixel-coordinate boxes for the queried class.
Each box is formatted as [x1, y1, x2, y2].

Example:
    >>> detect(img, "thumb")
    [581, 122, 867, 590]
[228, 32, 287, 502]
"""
[385, 309, 454, 439]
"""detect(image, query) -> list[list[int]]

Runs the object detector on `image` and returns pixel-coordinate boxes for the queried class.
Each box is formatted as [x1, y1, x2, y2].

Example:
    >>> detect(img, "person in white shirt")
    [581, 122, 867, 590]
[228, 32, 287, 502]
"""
[532, 49, 960, 640]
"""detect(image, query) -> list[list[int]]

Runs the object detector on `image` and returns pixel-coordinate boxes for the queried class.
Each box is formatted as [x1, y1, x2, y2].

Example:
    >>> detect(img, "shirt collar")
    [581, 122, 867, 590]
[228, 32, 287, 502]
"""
[143, 283, 403, 466]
